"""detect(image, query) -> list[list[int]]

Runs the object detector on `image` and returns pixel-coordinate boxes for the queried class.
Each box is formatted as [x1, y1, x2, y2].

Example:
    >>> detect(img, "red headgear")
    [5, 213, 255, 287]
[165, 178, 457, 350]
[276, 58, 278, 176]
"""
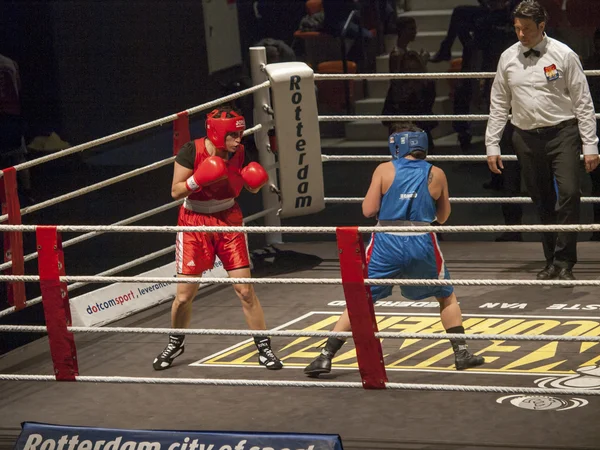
[206, 109, 246, 149]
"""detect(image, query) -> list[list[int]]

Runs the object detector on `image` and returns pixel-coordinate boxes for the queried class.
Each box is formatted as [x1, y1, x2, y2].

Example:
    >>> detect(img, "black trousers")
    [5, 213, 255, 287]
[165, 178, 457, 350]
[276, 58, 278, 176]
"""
[512, 119, 582, 269]
[588, 120, 600, 228]
[499, 123, 523, 225]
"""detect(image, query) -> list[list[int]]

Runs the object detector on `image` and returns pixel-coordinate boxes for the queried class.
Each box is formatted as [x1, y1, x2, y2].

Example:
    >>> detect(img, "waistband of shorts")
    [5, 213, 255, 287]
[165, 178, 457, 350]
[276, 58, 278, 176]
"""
[376, 220, 431, 236]
[183, 198, 235, 214]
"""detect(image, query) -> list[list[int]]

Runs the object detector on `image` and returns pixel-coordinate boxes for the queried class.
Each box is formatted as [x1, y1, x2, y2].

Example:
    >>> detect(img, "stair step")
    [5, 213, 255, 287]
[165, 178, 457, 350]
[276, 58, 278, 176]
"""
[355, 95, 451, 115]
[407, 0, 480, 11]
[399, 9, 453, 32]
[412, 31, 462, 54]
[321, 133, 485, 151]
[344, 118, 454, 141]
[366, 77, 454, 99]
[375, 52, 461, 73]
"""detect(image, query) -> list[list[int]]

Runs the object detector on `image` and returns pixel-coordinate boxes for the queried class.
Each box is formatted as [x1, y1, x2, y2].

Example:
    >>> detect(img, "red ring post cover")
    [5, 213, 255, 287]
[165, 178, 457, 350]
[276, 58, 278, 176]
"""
[173, 111, 191, 155]
[336, 226, 387, 389]
[36, 226, 79, 381]
[1, 167, 25, 310]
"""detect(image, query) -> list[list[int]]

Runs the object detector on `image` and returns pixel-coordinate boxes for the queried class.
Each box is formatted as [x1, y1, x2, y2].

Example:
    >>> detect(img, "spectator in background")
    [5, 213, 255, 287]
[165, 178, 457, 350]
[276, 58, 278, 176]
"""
[585, 28, 600, 240]
[430, 1, 520, 151]
[382, 18, 437, 151]
[322, 0, 374, 70]
[474, 0, 524, 242]
[256, 38, 297, 63]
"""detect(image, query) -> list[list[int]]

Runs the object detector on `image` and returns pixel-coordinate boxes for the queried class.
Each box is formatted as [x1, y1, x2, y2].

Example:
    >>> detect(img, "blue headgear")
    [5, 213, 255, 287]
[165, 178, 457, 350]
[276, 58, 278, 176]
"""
[388, 131, 429, 159]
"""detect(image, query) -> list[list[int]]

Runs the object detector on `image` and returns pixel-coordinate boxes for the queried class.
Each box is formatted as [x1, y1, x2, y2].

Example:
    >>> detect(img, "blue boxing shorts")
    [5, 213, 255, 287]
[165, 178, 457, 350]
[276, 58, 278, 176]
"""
[366, 232, 453, 301]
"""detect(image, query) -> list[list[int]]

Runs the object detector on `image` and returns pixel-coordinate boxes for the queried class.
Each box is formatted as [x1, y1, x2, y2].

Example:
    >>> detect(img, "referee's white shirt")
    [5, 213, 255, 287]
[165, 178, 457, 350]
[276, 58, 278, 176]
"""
[486, 34, 599, 156]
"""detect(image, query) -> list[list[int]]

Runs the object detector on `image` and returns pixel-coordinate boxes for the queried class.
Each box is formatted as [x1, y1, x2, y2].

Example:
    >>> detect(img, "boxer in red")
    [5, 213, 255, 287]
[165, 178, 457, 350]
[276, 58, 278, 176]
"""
[153, 106, 283, 371]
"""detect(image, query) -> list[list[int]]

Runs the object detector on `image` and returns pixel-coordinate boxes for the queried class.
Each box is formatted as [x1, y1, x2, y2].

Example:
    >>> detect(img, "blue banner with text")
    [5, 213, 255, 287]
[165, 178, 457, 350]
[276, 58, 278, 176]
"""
[14, 423, 344, 450]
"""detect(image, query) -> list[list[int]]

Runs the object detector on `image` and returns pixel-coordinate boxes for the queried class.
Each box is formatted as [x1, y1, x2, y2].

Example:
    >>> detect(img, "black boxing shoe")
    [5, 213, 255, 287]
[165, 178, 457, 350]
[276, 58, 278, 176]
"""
[153, 335, 185, 371]
[304, 354, 332, 377]
[255, 337, 283, 370]
[304, 337, 346, 377]
[455, 348, 485, 370]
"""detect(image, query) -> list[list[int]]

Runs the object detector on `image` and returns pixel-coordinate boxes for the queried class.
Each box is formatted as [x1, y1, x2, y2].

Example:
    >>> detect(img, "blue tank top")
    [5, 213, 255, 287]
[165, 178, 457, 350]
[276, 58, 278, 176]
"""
[378, 158, 436, 222]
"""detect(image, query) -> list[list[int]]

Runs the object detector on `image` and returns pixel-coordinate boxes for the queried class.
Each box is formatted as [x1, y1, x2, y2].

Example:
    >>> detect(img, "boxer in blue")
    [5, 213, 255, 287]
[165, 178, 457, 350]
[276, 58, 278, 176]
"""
[304, 122, 485, 377]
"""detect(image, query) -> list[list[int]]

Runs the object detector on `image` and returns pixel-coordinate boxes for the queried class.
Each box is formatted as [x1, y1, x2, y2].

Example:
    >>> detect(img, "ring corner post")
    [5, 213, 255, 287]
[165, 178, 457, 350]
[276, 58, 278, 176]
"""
[249, 46, 283, 245]
[265, 60, 325, 220]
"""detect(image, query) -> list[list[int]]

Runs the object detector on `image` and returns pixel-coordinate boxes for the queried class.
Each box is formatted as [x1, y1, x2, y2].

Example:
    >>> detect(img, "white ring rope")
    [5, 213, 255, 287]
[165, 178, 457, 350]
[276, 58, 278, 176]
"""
[322, 155, 522, 162]
[2, 325, 600, 343]
[0, 245, 176, 320]
[313, 70, 600, 81]
[2, 83, 269, 175]
[0, 201, 270, 272]
[1, 224, 600, 233]
[242, 207, 279, 224]
[319, 113, 600, 122]
[0, 199, 183, 272]
[0, 204, 276, 318]
[325, 197, 600, 204]
[1, 275, 600, 287]
[0, 124, 263, 223]
[0, 374, 598, 395]
[0, 157, 175, 223]
[321, 154, 590, 162]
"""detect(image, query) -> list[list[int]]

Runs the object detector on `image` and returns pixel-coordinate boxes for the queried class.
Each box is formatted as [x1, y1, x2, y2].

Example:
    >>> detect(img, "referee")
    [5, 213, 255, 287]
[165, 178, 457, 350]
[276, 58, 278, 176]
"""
[486, 0, 599, 281]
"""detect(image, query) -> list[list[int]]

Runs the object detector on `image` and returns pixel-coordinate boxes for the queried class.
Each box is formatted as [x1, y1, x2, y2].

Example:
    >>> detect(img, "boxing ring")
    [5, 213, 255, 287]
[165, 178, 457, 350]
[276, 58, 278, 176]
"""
[2, 47, 600, 449]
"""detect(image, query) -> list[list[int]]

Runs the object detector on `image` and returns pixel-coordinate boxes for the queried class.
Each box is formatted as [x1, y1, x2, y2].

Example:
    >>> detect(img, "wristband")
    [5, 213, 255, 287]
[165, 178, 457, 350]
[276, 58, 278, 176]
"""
[185, 175, 201, 192]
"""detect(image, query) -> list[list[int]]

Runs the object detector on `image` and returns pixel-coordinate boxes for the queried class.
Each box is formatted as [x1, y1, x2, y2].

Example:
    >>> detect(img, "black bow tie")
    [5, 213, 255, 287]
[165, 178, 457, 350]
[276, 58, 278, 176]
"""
[524, 48, 541, 58]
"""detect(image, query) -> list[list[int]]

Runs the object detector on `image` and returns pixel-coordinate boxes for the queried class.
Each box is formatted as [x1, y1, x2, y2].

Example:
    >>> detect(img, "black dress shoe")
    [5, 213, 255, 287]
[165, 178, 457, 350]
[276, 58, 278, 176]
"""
[537, 264, 559, 280]
[557, 268, 575, 281]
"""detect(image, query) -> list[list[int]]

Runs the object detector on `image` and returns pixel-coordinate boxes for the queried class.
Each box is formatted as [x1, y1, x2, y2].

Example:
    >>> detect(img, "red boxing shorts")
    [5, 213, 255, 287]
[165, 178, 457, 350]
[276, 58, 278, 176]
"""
[176, 203, 249, 275]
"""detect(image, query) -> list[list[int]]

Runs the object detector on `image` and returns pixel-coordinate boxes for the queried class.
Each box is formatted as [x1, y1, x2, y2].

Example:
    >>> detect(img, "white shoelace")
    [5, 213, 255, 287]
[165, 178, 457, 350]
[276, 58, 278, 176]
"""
[161, 340, 181, 358]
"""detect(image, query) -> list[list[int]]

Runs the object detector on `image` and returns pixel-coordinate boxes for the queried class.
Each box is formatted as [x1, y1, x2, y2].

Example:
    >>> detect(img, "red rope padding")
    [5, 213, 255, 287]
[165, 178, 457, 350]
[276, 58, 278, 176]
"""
[173, 111, 191, 155]
[336, 227, 387, 389]
[1, 167, 25, 310]
[36, 226, 79, 381]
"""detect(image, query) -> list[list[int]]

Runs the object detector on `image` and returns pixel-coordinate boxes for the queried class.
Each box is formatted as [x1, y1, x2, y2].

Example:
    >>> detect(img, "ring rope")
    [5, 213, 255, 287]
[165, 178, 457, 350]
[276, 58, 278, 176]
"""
[242, 207, 279, 224]
[2, 224, 600, 233]
[1, 275, 599, 287]
[322, 155, 522, 162]
[0, 125, 263, 223]
[0, 374, 598, 395]
[0, 189, 269, 272]
[0, 157, 175, 223]
[318, 113, 600, 122]
[313, 70, 600, 80]
[0, 199, 183, 272]
[2, 325, 600, 343]
[2, 84, 268, 176]
[0, 205, 276, 318]
[325, 196, 600, 204]
[0, 245, 176, 320]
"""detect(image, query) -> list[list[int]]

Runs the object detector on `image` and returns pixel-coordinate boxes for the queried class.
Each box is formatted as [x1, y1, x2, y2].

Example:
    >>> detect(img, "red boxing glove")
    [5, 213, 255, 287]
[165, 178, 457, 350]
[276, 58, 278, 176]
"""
[241, 162, 268, 190]
[186, 156, 228, 192]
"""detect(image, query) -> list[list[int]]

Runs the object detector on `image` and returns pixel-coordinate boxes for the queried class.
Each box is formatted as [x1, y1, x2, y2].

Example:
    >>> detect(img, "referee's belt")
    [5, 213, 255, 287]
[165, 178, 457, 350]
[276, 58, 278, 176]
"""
[519, 118, 577, 134]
